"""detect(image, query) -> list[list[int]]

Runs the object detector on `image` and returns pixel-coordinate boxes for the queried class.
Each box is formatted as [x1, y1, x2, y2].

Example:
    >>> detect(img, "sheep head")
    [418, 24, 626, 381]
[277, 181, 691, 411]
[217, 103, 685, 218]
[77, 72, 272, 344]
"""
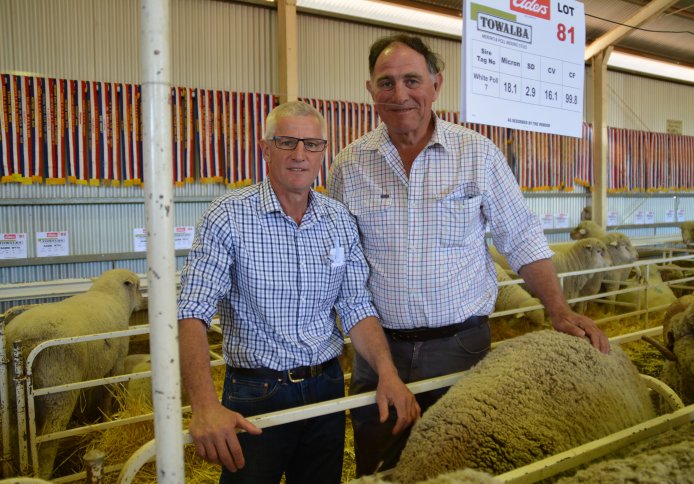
[680, 221, 694, 245]
[90, 269, 145, 313]
[604, 233, 637, 261]
[575, 237, 612, 269]
[570, 221, 606, 240]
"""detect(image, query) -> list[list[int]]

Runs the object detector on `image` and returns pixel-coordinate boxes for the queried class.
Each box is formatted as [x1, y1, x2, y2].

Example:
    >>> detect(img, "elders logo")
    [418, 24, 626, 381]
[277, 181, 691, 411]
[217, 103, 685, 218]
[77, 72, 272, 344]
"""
[510, 0, 550, 20]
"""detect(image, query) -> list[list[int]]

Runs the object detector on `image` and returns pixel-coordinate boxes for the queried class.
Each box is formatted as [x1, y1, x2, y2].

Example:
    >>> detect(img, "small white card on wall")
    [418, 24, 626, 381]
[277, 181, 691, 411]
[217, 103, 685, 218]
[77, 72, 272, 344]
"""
[541, 213, 554, 229]
[633, 210, 645, 225]
[174, 226, 195, 250]
[554, 212, 570, 229]
[607, 211, 619, 226]
[36, 231, 69, 257]
[0, 233, 28, 259]
[133, 228, 148, 252]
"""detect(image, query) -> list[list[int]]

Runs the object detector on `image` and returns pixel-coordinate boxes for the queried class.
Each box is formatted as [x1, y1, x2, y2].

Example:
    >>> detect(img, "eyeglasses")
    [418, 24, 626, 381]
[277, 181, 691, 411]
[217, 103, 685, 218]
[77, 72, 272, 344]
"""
[271, 136, 327, 152]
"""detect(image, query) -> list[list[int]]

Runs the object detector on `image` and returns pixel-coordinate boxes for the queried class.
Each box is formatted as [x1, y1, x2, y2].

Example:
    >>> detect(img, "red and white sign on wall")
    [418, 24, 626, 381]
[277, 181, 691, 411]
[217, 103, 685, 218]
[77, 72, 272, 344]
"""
[0, 233, 27, 259]
[462, 0, 586, 137]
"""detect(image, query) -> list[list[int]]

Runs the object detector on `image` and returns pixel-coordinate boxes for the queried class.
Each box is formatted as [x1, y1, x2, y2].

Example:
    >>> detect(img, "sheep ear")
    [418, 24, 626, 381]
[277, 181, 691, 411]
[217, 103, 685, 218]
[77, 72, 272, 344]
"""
[610, 240, 618, 247]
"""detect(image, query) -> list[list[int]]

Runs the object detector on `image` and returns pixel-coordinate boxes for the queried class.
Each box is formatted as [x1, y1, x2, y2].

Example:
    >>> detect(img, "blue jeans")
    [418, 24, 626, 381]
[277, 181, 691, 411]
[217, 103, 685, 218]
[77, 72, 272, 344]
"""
[349, 321, 491, 476]
[219, 358, 345, 484]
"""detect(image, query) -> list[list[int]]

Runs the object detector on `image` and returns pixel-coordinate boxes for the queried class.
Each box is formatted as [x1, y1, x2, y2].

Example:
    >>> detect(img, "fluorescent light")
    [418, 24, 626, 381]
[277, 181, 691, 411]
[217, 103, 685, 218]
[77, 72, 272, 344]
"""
[607, 50, 694, 84]
[296, 0, 462, 37]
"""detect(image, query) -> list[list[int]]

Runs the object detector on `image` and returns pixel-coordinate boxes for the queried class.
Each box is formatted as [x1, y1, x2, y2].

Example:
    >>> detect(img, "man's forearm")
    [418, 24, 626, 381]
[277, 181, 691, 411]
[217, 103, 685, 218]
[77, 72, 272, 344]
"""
[348, 316, 399, 378]
[518, 258, 572, 319]
[179, 318, 220, 410]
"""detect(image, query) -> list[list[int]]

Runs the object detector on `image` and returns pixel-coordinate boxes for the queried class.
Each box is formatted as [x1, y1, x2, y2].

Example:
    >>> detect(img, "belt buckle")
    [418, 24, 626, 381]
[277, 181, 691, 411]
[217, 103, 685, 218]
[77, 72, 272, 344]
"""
[287, 369, 304, 383]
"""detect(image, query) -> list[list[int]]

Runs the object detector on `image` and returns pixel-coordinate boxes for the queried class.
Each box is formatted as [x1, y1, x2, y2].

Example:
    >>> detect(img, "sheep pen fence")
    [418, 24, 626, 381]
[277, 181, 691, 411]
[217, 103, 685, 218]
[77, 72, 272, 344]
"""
[1, 247, 694, 482]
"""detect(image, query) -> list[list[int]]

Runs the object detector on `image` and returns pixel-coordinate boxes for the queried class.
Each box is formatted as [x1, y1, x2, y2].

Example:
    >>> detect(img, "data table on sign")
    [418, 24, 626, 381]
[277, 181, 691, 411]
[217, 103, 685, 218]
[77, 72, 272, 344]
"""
[470, 39, 582, 113]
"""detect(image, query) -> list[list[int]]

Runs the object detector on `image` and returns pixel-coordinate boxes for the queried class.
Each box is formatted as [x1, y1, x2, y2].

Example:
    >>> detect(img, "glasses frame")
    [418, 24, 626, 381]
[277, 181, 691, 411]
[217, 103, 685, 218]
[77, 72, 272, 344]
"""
[270, 136, 328, 152]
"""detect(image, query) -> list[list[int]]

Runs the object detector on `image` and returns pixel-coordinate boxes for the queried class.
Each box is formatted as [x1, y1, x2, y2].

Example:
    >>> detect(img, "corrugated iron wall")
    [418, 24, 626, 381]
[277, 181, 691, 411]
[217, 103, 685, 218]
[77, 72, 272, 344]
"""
[1, 0, 693, 291]
[297, 14, 462, 110]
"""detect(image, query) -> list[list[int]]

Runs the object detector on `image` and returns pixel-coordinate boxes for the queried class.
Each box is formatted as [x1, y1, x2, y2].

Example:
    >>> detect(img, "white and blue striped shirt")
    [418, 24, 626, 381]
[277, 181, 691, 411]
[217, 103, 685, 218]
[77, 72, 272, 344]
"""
[328, 117, 552, 330]
[177, 178, 378, 370]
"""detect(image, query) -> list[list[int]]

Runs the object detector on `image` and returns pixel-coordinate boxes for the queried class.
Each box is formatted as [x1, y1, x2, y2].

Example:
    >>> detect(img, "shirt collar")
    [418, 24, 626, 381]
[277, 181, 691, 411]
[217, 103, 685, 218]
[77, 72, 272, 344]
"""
[258, 178, 326, 222]
[362, 113, 450, 153]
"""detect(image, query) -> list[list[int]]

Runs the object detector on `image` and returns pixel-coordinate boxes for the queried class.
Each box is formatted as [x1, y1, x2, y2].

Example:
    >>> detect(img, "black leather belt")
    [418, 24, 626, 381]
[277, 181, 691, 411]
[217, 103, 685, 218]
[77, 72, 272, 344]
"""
[383, 316, 488, 342]
[230, 358, 337, 383]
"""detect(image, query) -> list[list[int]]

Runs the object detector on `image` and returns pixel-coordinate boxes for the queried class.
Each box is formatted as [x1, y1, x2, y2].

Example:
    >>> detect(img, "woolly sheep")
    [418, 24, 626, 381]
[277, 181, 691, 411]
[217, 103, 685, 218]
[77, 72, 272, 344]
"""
[550, 238, 612, 314]
[353, 468, 501, 484]
[654, 300, 694, 405]
[615, 266, 677, 313]
[389, 330, 656, 483]
[569, 220, 606, 240]
[555, 425, 694, 483]
[580, 205, 592, 221]
[3, 269, 144, 479]
[681, 221, 694, 245]
[569, 226, 641, 310]
[492, 263, 545, 337]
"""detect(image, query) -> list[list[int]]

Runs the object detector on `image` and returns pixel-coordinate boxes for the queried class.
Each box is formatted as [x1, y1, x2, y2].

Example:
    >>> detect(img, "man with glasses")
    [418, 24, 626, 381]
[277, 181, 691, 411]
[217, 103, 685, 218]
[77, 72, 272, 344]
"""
[178, 101, 419, 484]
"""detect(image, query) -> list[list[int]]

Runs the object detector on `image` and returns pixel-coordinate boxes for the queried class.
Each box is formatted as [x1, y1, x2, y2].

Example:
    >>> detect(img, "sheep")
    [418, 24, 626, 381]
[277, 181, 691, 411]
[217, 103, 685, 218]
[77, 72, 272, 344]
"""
[681, 221, 694, 245]
[492, 263, 545, 340]
[389, 330, 656, 483]
[569, 220, 606, 240]
[3, 269, 144, 479]
[615, 265, 677, 314]
[568, 225, 643, 311]
[644, 299, 694, 405]
[353, 468, 501, 484]
[555, 425, 694, 483]
[580, 205, 592, 221]
[550, 238, 612, 314]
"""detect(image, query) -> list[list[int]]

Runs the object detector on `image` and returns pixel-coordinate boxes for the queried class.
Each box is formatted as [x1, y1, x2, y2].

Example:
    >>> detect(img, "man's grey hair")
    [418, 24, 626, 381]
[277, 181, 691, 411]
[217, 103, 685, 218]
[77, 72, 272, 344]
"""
[264, 101, 327, 139]
[368, 34, 445, 77]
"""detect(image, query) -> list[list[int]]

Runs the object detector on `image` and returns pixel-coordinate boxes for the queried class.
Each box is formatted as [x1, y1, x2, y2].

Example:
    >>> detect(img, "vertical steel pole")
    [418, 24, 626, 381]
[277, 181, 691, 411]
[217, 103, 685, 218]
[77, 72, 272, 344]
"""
[140, 0, 185, 481]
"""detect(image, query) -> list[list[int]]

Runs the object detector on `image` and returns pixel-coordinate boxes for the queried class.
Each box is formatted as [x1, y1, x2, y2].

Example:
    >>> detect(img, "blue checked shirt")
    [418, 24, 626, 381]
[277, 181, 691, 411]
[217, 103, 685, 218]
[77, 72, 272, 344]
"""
[177, 178, 378, 370]
[327, 117, 553, 330]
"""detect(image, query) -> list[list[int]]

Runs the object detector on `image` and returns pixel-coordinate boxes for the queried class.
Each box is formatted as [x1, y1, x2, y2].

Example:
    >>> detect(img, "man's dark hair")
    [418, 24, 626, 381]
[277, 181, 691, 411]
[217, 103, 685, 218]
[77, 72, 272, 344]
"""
[368, 34, 445, 76]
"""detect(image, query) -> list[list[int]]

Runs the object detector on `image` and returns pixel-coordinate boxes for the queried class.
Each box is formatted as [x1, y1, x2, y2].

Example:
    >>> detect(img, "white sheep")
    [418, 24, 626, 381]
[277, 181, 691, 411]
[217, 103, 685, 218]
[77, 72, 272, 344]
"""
[550, 238, 612, 314]
[389, 330, 656, 483]
[569, 220, 607, 240]
[580, 205, 592, 221]
[569, 225, 643, 311]
[680, 221, 694, 245]
[555, 425, 694, 483]
[492, 263, 545, 337]
[3, 269, 144, 479]
[645, 299, 694, 405]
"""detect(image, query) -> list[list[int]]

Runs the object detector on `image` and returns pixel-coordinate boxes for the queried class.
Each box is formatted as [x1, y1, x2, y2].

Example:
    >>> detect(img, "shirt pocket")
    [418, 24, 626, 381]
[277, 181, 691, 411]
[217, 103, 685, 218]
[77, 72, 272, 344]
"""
[317, 253, 347, 306]
[347, 195, 392, 252]
[437, 192, 483, 248]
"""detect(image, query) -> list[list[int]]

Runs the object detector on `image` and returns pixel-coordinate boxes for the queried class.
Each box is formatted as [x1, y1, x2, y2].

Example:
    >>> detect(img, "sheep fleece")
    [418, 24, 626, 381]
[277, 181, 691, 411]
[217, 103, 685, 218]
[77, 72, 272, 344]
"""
[391, 330, 656, 483]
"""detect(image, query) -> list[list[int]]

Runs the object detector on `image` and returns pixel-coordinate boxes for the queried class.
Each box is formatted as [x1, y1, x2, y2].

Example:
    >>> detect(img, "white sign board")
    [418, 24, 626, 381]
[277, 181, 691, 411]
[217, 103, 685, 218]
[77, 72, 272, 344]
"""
[133, 228, 148, 252]
[36, 231, 69, 257]
[174, 226, 195, 250]
[462, 0, 585, 137]
[0, 233, 28, 259]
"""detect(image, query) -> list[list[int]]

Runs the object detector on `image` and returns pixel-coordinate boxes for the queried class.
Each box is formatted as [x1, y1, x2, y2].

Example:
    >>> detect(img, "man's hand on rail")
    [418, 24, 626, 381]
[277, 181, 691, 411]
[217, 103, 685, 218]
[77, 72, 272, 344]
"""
[376, 371, 421, 435]
[188, 402, 261, 472]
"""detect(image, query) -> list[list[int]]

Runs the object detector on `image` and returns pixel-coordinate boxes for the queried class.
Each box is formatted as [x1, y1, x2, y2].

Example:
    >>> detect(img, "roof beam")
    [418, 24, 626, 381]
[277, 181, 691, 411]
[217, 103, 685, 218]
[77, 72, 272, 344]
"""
[584, 0, 679, 60]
